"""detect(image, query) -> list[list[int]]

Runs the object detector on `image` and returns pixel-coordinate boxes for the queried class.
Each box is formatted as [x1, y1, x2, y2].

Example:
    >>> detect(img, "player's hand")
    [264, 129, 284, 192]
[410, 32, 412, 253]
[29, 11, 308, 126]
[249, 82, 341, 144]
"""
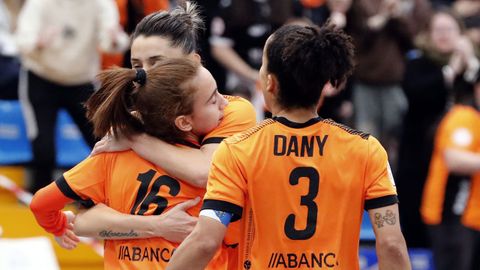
[91, 135, 131, 156]
[156, 197, 200, 243]
[55, 211, 80, 250]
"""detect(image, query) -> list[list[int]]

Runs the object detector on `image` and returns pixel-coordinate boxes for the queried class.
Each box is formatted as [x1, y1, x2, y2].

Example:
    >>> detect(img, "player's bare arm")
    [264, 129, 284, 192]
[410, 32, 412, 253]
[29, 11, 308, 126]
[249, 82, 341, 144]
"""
[74, 198, 200, 243]
[444, 148, 480, 174]
[130, 134, 218, 187]
[369, 204, 411, 270]
[92, 134, 217, 187]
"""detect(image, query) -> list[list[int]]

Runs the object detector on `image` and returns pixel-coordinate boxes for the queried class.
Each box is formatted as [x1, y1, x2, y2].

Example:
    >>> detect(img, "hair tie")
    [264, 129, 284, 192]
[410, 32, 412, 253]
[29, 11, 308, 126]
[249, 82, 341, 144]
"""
[134, 68, 147, 85]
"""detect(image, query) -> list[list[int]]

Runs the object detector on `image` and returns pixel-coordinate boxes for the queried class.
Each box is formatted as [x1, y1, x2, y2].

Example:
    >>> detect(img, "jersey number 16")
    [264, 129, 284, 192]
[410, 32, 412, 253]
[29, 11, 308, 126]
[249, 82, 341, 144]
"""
[130, 169, 180, 215]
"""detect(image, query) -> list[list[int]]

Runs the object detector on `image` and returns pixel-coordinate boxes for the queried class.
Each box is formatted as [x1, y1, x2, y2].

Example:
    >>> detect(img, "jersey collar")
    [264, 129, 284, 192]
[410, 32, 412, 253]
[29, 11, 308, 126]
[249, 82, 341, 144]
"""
[272, 116, 323, 129]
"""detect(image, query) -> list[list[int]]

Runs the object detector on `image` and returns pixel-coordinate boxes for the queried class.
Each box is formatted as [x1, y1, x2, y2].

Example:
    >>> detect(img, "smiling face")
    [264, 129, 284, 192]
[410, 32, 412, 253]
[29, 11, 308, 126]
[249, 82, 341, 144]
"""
[186, 66, 228, 137]
[130, 35, 198, 71]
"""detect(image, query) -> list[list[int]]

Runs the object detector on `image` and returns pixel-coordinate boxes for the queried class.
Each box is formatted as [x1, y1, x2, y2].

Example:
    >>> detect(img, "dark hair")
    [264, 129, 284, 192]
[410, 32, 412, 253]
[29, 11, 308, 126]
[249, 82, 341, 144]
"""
[85, 58, 200, 143]
[132, 1, 204, 54]
[265, 23, 355, 109]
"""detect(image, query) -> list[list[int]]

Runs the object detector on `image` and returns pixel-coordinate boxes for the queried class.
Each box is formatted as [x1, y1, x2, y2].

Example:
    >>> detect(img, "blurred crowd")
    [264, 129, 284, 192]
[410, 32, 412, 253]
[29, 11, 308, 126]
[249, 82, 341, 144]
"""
[1, 0, 480, 269]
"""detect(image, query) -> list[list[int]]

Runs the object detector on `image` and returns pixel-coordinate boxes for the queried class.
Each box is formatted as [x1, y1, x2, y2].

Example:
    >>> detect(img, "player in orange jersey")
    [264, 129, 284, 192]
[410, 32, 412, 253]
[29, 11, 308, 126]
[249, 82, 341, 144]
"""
[30, 58, 234, 269]
[167, 23, 411, 270]
[421, 78, 480, 270]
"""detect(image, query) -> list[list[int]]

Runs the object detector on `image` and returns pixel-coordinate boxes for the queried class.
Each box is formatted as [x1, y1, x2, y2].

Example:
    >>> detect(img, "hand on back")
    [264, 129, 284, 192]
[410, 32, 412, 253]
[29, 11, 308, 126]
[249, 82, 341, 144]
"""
[91, 134, 132, 156]
[156, 197, 200, 243]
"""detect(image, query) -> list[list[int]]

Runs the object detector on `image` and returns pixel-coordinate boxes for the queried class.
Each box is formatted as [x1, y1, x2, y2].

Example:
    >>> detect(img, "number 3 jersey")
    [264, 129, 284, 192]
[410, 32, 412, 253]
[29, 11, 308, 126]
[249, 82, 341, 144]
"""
[59, 145, 228, 270]
[202, 117, 398, 270]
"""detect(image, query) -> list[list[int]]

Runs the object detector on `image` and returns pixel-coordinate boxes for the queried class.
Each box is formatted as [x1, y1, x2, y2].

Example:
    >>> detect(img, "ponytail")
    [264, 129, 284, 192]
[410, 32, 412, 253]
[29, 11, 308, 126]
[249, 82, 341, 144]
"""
[85, 68, 144, 139]
[86, 58, 200, 143]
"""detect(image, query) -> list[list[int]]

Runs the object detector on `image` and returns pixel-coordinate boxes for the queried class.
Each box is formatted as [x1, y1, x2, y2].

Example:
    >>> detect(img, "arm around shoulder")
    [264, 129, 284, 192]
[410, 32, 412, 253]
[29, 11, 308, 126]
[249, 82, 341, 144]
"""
[131, 134, 212, 187]
[74, 198, 200, 243]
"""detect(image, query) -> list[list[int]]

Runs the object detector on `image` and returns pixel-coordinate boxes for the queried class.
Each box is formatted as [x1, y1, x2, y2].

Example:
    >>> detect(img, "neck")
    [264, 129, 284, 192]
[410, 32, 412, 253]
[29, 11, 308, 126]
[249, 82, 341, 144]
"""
[273, 107, 319, 123]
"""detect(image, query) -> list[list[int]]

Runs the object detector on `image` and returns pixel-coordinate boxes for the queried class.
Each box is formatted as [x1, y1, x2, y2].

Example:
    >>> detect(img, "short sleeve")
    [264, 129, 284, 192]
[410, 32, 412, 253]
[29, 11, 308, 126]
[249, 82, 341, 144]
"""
[202, 141, 246, 221]
[202, 96, 257, 145]
[364, 136, 399, 210]
[56, 153, 111, 205]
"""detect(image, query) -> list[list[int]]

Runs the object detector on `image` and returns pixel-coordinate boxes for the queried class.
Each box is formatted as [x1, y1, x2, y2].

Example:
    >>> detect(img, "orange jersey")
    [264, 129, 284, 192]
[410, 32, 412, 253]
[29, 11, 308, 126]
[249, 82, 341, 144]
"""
[203, 117, 398, 270]
[202, 95, 257, 145]
[57, 145, 228, 270]
[421, 105, 480, 226]
[202, 95, 256, 269]
[30, 95, 255, 269]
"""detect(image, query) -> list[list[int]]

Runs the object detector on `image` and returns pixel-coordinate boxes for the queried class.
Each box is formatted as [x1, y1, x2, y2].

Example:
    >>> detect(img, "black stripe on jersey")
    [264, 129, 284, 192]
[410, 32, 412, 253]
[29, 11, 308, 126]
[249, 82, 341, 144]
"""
[364, 195, 399, 210]
[227, 119, 276, 144]
[202, 137, 225, 145]
[322, 118, 370, 140]
[273, 116, 323, 129]
[177, 139, 201, 149]
[202, 199, 243, 222]
[55, 176, 95, 208]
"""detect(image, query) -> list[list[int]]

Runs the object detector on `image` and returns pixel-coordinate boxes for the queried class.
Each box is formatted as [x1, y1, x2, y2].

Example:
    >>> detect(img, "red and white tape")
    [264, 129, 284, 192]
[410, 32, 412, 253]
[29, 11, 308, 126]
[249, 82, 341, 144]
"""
[0, 174, 104, 257]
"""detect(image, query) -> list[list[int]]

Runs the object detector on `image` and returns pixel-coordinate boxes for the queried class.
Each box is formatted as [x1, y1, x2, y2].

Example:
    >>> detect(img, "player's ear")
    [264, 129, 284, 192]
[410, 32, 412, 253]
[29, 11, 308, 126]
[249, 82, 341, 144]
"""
[266, 73, 278, 95]
[175, 115, 193, 132]
[189, 53, 202, 64]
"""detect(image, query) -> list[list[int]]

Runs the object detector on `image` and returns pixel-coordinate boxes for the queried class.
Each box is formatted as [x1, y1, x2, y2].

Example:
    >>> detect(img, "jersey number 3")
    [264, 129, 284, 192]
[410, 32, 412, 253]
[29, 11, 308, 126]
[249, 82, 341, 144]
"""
[284, 167, 319, 240]
[130, 169, 180, 215]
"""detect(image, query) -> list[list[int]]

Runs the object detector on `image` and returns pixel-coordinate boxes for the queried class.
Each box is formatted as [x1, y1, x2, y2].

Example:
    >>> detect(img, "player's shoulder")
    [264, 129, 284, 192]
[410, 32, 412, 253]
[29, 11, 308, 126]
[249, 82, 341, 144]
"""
[320, 118, 382, 156]
[223, 95, 246, 102]
[223, 95, 255, 110]
[442, 105, 479, 129]
[222, 95, 256, 120]
[321, 118, 370, 140]
[449, 105, 479, 120]
[224, 118, 276, 145]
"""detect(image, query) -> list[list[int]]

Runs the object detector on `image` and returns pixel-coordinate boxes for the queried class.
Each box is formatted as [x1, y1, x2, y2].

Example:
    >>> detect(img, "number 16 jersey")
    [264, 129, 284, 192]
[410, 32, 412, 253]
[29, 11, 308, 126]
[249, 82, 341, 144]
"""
[202, 117, 398, 270]
[59, 143, 227, 270]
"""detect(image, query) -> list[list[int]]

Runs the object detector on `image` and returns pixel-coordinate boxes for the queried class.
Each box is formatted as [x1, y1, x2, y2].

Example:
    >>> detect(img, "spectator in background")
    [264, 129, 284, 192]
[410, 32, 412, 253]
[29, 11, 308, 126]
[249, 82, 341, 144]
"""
[0, 0, 21, 100]
[350, 0, 430, 168]
[209, 0, 294, 120]
[397, 8, 478, 249]
[15, 0, 128, 193]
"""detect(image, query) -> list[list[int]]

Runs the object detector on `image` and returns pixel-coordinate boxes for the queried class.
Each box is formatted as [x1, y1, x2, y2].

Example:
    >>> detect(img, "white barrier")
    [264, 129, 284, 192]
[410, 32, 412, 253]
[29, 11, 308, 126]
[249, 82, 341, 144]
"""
[0, 174, 104, 257]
